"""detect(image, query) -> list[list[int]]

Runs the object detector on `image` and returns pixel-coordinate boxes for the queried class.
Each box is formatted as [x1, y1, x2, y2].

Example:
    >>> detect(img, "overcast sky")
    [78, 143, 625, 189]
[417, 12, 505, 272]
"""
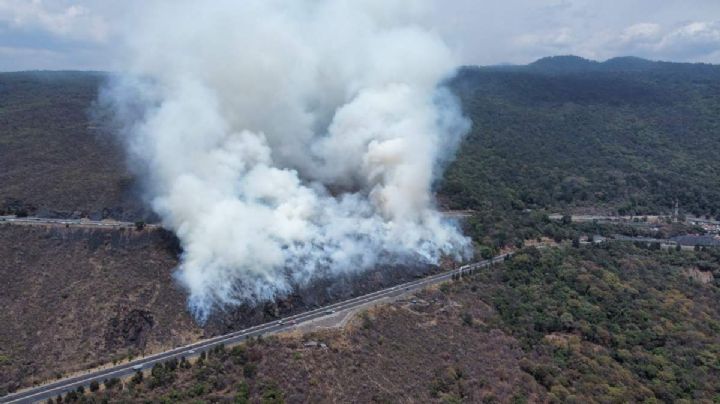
[0, 0, 719, 71]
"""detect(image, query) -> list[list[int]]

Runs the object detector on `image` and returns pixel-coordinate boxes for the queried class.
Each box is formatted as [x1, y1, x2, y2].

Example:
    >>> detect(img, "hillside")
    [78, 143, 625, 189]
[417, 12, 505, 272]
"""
[73, 244, 720, 403]
[443, 56, 720, 219]
[0, 223, 445, 395]
[0, 224, 201, 394]
[2, 58, 720, 402]
[3, 58, 720, 224]
[0, 71, 148, 220]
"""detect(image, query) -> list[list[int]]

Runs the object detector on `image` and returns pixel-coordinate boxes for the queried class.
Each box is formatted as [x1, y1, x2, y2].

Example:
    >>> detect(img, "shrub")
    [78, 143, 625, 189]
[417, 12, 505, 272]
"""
[180, 356, 191, 369]
[149, 362, 176, 389]
[261, 383, 285, 404]
[461, 312, 473, 326]
[215, 344, 226, 356]
[230, 346, 248, 365]
[243, 363, 257, 379]
[235, 381, 250, 404]
[103, 378, 120, 390]
[165, 357, 178, 371]
[360, 311, 373, 330]
[188, 383, 207, 397]
[130, 370, 144, 385]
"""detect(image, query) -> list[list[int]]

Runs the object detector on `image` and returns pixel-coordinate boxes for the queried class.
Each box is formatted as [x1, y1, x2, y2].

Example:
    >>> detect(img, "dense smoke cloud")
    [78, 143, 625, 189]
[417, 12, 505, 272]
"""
[105, 0, 471, 322]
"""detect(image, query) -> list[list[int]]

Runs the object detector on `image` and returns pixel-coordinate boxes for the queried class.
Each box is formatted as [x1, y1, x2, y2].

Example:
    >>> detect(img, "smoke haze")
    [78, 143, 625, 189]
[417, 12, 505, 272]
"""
[105, 0, 471, 322]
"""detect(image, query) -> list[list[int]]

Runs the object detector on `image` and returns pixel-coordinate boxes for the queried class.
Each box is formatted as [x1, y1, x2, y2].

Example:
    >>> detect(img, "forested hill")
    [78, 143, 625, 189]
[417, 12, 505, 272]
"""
[2, 59, 719, 221]
[0, 71, 150, 220]
[442, 56, 720, 218]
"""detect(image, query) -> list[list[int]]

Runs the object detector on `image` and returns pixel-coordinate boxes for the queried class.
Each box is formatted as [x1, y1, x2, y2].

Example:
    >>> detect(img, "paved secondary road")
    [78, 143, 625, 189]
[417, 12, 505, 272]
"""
[1, 253, 510, 404]
[0, 215, 157, 229]
[548, 213, 666, 224]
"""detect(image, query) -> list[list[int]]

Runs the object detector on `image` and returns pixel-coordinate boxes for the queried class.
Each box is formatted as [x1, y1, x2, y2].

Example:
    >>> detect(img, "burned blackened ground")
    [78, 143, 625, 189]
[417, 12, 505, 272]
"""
[70, 245, 720, 403]
[0, 225, 201, 395]
[80, 274, 548, 403]
[104, 309, 156, 352]
[0, 223, 451, 394]
[202, 260, 442, 335]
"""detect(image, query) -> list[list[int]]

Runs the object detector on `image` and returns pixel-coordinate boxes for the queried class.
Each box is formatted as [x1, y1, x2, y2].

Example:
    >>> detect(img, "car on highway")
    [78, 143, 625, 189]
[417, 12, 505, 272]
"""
[1, 252, 514, 404]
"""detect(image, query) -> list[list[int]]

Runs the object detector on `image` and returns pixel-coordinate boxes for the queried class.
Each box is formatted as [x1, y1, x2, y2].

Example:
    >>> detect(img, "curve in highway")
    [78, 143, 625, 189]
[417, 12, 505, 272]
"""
[0, 253, 510, 404]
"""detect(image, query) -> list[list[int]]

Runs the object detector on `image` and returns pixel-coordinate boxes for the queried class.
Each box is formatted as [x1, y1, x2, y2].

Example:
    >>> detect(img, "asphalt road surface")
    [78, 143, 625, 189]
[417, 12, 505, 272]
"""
[0, 215, 157, 229]
[1, 253, 510, 404]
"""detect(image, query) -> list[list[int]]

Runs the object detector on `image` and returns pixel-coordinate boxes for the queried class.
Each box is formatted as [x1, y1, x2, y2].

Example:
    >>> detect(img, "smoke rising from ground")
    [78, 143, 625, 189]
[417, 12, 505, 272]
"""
[105, 0, 471, 322]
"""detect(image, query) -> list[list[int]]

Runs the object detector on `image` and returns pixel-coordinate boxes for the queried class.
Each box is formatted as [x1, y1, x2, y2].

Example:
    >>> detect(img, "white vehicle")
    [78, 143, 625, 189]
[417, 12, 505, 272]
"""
[132, 365, 143, 371]
[324, 309, 336, 315]
[278, 320, 285, 325]
[188, 349, 196, 354]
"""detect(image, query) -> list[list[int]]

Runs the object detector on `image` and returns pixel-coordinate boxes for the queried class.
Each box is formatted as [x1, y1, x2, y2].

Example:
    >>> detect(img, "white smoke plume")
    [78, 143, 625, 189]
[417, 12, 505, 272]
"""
[106, 0, 472, 322]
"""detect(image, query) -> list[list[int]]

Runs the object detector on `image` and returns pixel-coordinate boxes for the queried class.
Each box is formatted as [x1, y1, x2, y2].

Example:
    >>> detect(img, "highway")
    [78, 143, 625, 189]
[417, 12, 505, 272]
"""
[0, 253, 510, 404]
